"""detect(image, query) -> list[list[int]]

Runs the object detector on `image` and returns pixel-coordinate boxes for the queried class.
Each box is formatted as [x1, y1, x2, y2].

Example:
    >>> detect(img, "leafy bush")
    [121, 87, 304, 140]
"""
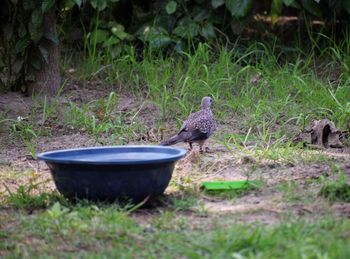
[0, 0, 59, 92]
[56, 0, 350, 64]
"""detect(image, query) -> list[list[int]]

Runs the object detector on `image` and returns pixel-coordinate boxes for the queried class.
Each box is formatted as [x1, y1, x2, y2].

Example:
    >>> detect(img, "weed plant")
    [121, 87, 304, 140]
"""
[319, 165, 350, 202]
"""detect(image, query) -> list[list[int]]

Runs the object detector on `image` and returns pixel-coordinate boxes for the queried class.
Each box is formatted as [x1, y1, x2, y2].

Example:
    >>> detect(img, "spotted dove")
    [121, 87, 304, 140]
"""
[161, 96, 216, 152]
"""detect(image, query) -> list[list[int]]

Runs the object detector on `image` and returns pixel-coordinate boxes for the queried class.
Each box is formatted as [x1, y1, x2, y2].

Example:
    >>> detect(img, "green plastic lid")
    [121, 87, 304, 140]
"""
[200, 180, 260, 191]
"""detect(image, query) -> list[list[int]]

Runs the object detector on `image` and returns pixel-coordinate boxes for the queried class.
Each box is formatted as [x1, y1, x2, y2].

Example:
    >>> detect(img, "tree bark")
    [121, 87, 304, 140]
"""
[28, 8, 60, 97]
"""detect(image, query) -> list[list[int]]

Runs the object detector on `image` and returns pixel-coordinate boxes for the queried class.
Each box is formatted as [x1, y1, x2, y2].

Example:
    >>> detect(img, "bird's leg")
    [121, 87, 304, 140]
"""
[198, 140, 205, 153]
[188, 142, 193, 151]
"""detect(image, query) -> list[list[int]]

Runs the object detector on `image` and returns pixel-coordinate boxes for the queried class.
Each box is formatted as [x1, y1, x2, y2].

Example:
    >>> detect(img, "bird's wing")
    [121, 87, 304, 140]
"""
[177, 110, 215, 143]
[178, 128, 209, 142]
[177, 110, 202, 133]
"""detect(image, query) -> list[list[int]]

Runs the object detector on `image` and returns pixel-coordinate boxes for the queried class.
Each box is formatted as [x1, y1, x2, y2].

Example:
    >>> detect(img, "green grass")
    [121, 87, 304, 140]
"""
[4, 184, 63, 210]
[2, 37, 350, 258]
[80, 41, 350, 128]
[1, 202, 350, 258]
[319, 165, 350, 202]
[320, 181, 350, 203]
[2, 39, 349, 161]
[62, 40, 350, 164]
[1, 167, 349, 258]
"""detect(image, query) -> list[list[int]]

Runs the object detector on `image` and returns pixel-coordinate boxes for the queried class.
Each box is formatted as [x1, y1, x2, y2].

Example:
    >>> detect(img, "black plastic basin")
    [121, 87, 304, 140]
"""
[37, 146, 186, 203]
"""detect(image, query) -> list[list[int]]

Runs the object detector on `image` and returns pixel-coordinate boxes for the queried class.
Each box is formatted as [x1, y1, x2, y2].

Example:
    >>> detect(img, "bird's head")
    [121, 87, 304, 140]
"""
[201, 96, 213, 109]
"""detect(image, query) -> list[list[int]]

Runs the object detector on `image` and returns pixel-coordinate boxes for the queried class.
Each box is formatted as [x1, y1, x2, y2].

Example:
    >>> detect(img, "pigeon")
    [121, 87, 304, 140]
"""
[161, 96, 216, 153]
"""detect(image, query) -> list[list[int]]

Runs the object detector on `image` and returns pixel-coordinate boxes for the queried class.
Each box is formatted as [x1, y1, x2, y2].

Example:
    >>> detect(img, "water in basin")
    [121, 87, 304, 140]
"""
[71, 152, 170, 162]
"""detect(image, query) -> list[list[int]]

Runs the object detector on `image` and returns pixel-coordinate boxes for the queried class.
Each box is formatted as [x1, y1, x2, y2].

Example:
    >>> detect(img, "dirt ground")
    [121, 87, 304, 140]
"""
[1, 86, 350, 224]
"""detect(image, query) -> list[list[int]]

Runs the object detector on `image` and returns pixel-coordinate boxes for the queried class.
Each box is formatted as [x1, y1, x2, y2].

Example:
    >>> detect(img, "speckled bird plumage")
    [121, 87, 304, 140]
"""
[161, 96, 216, 152]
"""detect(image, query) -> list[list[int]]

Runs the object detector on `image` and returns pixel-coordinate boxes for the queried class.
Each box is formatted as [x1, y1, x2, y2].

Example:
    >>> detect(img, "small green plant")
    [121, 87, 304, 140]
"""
[319, 166, 350, 202]
[153, 210, 177, 230]
[320, 182, 350, 203]
[160, 85, 171, 119]
[62, 93, 148, 143]
[0, 114, 11, 134]
[328, 89, 350, 127]
[169, 194, 197, 211]
[91, 91, 119, 121]
[4, 182, 64, 209]
[37, 95, 61, 126]
[63, 101, 111, 138]
[10, 118, 38, 158]
[277, 181, 304, 202]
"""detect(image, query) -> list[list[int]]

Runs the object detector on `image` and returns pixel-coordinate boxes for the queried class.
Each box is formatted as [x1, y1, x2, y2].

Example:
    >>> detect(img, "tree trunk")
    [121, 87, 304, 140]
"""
[28, 8, 60, 97]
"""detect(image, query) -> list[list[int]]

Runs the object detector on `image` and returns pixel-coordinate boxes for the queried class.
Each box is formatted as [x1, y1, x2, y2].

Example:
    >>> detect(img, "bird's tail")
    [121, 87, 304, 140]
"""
[160, 134, 182, 146]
